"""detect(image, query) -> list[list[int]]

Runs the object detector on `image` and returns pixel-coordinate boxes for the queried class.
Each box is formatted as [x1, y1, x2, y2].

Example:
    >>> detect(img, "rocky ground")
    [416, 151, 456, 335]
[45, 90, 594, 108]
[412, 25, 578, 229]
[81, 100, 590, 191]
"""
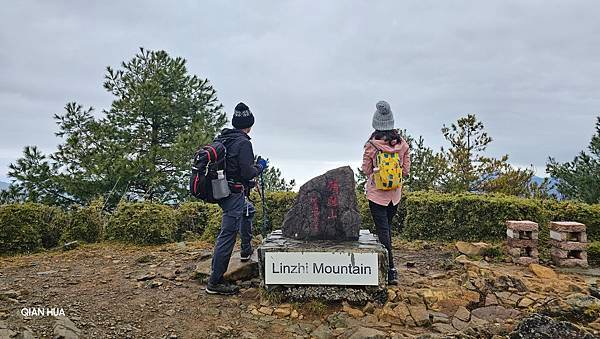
[1, 239, 600, 338]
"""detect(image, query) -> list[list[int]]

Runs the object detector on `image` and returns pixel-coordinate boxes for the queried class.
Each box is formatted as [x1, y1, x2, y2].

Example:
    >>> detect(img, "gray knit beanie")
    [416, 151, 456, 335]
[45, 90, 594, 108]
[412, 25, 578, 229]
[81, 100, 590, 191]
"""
[372, 100, 394, 131]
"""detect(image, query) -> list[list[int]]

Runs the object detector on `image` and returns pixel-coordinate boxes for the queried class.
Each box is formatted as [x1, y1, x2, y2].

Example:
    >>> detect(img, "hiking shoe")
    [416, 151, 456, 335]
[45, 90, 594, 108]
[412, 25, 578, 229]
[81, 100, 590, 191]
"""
[240, 249, 254, 262]
[388, 268, 399, 285]
[205, 282, 240, 295]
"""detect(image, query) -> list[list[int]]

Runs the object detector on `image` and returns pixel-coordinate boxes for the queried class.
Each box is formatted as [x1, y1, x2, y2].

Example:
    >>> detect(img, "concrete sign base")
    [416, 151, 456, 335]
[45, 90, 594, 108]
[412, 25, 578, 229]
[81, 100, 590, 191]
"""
[258, 229, 389, 301]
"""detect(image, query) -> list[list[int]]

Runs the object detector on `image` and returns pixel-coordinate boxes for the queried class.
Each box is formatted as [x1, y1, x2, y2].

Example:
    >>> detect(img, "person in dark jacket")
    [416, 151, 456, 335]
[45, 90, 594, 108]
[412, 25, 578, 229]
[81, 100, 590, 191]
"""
[206, 102, 268, 295]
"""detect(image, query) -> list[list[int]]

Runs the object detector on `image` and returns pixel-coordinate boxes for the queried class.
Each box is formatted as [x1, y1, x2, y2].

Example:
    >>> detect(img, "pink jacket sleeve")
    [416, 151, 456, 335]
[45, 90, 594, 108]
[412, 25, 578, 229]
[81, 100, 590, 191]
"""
[402, 142, 411, 176]
[362, 142, 376, 176]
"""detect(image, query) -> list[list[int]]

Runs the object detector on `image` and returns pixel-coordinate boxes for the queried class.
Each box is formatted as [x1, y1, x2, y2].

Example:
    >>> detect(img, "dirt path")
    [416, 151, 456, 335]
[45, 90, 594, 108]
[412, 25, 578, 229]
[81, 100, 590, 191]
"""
[1, 240, 598, 338]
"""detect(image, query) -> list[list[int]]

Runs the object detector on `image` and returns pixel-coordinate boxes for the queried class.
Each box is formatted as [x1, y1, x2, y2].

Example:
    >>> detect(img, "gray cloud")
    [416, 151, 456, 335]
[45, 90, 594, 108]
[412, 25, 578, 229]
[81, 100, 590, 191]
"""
[1, 0, 599, 185]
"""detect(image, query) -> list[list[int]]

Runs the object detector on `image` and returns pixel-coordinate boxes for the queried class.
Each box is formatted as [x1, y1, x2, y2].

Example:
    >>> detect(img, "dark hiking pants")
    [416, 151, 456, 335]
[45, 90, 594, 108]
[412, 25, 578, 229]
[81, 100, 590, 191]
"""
[368, 200, 398, 270]
[209, 192, 255, 285]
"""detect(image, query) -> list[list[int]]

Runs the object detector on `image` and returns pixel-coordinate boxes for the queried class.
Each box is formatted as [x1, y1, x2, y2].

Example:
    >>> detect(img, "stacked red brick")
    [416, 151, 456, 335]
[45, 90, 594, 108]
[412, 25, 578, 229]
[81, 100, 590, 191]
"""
[506, 221, 539, 265]
[549, 222, 588, 267]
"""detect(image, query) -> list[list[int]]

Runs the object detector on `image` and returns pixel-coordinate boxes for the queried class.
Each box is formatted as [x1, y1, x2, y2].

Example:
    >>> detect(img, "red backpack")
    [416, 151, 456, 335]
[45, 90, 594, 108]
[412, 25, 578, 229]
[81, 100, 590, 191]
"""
[189, 141, 227, 203]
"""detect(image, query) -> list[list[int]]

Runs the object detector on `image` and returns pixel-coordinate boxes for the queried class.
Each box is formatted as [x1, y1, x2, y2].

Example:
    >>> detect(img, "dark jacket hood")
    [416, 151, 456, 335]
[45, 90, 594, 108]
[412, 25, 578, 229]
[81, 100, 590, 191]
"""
[215, 128, 251, 143]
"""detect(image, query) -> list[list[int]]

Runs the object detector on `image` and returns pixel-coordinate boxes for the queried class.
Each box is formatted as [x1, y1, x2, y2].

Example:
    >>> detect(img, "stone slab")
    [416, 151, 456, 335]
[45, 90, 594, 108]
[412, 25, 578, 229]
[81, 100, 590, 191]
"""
[552, 256, 589, 268]
[194, 251, 259, 283]
[507, 247, 539, 259]
[512, 257, 539, 265]
[507, 228, 539, 240]
[470, 306, 520, 322]
[550, 230, 587, 242]
[549, 240, 588, 251]
[507, 237, 538, 249]
[550, 247, 569, 259]
[506, 220, 538, 231]
[549, 221, 586, 232]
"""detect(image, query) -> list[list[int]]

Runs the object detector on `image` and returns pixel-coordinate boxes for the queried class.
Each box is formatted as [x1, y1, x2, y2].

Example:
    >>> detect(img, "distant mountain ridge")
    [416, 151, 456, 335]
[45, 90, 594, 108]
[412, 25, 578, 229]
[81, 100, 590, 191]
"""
[532, 176, 561, 198]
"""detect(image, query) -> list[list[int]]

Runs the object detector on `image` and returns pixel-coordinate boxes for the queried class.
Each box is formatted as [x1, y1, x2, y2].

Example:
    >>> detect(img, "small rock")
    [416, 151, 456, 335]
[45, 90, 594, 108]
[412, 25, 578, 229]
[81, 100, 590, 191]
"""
[408, 304, 429, 326]
[63, 241, 79, 251]
[311, 324, 332, 339]
[0, 290, 19, 299]
[149, 280, 163, 288]
[273, 307, 291, 318]
[378, 307, 403, 325]
[565, 293, 600, 319]
[327, 312, 349, 328]
[433, 322, 456, 334]
[455, 241, 490, 257]
[258, 306, 273, 316]
[136, 254, 156, 263]
[21, 329, 35, 339]
[430, 311, 449, 324]
[223, 252, 259, 282]
[36, 270, 58, 275]
[510, 313, 594, 339]
[290, 309, 299, 319]
[241, 288, 259, 300]
[0, 328, 16, 338]
[452, 317, 469, 331]
[471, 305, 520, 322]
[469, 315, 488, 328]
[136, 273, 157, 281]
[342, 302, 364, 318]
[455, 255, 471, 264]
[348, 326, 386, 339]
[529, 263, 557, 280]
[485, 293, 498, 306]
[387, 289, 397, 302]
[589, 283, 600, 299]
[454, 306, 470, 322]
[53, 316, 81, 339]
[362, 302, 375, 314]
[517, 297, 535, 308]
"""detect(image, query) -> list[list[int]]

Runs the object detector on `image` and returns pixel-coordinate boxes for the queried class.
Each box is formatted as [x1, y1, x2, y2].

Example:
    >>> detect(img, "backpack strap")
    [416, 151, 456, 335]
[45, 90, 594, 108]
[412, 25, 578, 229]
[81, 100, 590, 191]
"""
[368, 141, 382, 168]
[368, 140, 381, 152]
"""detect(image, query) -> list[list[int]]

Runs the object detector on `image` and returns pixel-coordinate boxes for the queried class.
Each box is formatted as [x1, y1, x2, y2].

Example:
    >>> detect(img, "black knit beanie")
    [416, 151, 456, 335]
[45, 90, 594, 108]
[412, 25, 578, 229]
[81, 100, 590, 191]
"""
[232, 102, 255, 129]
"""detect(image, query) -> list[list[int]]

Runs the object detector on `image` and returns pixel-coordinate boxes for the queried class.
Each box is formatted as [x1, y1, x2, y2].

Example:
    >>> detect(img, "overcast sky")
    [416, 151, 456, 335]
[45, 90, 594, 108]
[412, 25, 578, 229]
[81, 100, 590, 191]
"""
[1, 1, 599, 186]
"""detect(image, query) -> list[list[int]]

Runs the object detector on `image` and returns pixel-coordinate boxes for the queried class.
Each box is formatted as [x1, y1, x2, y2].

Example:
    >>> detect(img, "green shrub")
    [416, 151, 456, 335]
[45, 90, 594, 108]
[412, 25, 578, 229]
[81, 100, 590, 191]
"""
[403, 192, 547, 241]
[62, 199, 105, 243]
[107, 202, 176, 245]
[176, 202, 210, 241]
[252, 191, 296, 233]
[198, 191, 297, 241]
[0, 203, 66, 254]
[194, 203, 221, 242]
[588, 241, 600, 267]
[2, 189, 599, 253]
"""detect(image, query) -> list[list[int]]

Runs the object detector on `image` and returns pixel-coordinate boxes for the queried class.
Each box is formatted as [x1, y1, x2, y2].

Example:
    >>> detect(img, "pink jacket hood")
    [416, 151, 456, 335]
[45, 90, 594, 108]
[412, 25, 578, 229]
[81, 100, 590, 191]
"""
[367, 138, 409, 154]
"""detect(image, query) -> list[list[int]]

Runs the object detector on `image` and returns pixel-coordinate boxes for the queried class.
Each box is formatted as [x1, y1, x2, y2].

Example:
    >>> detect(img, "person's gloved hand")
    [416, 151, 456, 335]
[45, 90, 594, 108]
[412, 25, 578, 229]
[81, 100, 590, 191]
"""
[256, 156, 269, 174]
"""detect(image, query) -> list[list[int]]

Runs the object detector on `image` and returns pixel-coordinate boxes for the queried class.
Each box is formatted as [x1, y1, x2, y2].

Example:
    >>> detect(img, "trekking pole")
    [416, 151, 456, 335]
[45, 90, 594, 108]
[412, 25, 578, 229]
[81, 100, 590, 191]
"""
[260, 171, 270, 238]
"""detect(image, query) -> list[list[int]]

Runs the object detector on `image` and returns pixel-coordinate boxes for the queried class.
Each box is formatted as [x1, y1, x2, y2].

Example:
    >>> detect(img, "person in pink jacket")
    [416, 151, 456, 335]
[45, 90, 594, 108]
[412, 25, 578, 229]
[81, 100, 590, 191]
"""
[361, 101, 411, 285]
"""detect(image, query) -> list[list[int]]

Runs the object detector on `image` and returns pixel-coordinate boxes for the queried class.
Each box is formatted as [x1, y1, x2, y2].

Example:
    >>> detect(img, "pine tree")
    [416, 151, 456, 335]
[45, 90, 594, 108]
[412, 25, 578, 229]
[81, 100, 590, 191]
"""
[439, 114, 547, 197]
[260, 165, 296, 192]
[8, 48, 226, 205]
[547, 116, 600, 203]
[404, 134, 447, 191]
